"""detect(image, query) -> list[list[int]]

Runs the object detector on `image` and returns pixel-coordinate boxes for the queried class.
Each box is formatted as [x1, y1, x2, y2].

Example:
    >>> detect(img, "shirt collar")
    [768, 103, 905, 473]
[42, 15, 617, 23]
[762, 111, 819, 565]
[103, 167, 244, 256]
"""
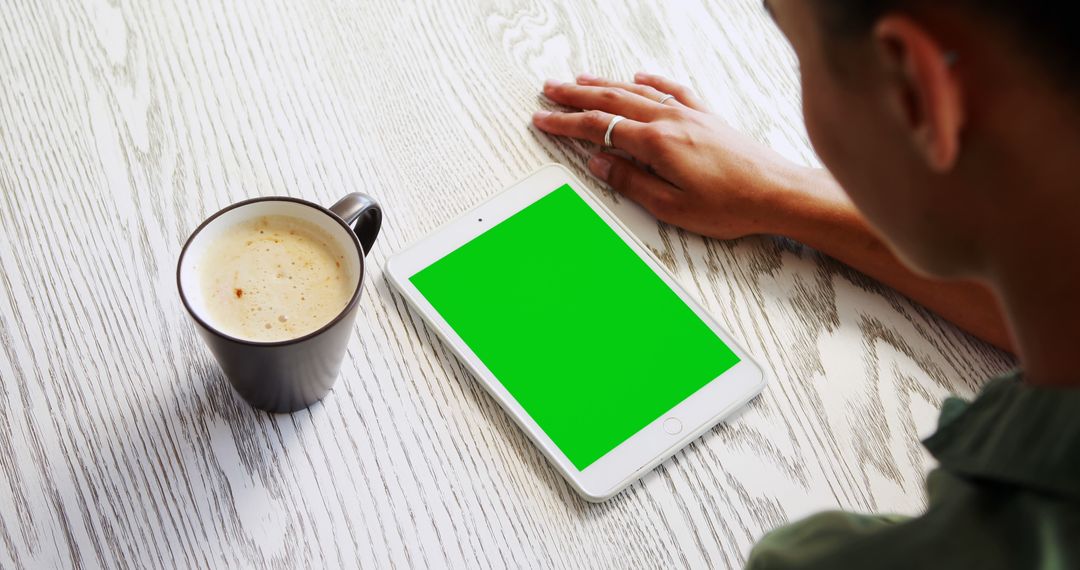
[922, 370, 1080, 501]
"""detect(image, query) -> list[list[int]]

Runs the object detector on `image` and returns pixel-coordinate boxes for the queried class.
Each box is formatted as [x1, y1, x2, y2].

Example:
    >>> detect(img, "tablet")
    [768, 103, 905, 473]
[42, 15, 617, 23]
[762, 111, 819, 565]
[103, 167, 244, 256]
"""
[385, 164, 765, 501]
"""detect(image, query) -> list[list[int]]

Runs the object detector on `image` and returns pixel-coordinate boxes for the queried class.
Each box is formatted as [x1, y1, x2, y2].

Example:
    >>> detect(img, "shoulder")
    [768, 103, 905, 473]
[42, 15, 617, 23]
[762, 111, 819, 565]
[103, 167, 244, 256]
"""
[746, 470, 1078, 570]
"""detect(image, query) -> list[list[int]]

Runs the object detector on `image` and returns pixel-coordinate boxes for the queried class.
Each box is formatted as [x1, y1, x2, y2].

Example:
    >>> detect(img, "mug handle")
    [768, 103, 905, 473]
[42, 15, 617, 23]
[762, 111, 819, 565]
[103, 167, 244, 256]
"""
[330, 193, 382, 256]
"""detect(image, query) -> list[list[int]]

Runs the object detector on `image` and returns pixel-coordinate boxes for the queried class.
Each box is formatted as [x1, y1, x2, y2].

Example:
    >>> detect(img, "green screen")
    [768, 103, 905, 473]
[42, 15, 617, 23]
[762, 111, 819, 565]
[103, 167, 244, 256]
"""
[410, 184, 739, 470]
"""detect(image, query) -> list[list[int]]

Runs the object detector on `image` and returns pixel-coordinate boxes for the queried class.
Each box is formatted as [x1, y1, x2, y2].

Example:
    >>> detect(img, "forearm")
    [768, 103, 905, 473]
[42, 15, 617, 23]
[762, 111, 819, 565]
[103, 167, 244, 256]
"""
[771, 168, 1014, 352]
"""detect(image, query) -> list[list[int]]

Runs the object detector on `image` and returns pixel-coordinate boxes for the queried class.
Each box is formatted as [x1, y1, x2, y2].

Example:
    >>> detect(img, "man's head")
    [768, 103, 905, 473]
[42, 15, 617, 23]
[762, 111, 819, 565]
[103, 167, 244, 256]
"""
[765, 0, 1080, 280]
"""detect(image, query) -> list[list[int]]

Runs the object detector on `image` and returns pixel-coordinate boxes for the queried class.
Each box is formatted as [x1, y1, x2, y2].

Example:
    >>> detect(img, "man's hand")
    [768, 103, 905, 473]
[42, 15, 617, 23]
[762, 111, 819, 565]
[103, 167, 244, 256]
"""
[533, 73, 847, 240]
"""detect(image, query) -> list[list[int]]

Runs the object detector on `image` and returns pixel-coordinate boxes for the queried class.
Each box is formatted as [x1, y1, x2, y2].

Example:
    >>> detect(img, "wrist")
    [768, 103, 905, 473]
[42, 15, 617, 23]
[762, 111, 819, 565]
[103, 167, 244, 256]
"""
[763, 164, 857, 244]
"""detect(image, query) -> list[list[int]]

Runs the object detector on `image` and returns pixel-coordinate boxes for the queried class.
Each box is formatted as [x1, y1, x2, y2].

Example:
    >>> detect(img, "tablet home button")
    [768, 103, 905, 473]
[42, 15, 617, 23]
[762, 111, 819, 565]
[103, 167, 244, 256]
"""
[663, 417, 683, 435]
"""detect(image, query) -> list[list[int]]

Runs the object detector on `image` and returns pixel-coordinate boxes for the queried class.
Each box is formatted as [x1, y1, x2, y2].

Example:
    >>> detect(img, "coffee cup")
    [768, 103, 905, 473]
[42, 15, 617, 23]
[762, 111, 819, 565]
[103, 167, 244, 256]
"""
[177, 193, 381, 412]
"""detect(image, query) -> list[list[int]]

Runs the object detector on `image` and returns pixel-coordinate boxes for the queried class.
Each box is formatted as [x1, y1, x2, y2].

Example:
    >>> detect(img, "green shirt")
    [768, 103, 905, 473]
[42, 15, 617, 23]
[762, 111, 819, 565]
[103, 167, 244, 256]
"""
[746, 371, 1080, 570]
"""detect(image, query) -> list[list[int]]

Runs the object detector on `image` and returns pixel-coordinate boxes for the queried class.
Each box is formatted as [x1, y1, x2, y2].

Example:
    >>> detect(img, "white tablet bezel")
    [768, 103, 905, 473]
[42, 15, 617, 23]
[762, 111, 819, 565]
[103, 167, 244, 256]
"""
[385, 164, 766, 501]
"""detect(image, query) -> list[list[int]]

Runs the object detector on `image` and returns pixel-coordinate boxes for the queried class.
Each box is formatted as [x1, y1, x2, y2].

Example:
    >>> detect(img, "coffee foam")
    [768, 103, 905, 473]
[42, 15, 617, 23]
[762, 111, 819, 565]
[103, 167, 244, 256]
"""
[195, 215, 354, 342]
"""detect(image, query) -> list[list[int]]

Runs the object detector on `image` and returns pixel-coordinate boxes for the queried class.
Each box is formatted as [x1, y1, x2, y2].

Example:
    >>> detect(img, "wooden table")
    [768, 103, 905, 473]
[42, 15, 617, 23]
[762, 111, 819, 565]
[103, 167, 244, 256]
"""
[0, 0, 1014, 567]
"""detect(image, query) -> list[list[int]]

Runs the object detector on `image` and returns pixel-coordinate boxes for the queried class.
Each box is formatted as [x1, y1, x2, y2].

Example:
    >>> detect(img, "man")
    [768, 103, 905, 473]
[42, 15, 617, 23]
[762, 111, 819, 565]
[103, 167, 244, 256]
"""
[532, 0, 1079, 567]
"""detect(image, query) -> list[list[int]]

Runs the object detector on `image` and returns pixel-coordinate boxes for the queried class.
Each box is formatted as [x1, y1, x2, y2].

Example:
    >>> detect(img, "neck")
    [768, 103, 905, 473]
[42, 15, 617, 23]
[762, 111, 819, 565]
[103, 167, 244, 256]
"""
[983, 122, 1080, 388]
[994, 258, 1080, 388]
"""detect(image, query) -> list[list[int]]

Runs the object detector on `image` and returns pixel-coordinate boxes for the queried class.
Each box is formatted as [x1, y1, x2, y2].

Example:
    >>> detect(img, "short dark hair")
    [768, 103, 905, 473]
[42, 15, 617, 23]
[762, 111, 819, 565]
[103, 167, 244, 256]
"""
[816, 1, 1079, 91]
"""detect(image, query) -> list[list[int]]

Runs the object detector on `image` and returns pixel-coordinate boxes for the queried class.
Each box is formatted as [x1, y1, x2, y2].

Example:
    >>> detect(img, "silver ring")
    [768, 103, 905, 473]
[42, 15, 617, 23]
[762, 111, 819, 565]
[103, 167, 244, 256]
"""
[603, 115, 625, 148]
[657, 94, 675, 105]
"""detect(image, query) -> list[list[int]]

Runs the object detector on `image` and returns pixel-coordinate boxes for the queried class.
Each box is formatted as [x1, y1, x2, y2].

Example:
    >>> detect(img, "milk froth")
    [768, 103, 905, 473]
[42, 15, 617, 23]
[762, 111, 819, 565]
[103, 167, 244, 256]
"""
[197, 215, 354, 342]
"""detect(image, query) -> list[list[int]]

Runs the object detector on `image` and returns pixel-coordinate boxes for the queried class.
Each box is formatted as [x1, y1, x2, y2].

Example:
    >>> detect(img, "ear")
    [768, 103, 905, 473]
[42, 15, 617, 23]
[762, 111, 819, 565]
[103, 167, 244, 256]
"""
[873, 15, 965, 172]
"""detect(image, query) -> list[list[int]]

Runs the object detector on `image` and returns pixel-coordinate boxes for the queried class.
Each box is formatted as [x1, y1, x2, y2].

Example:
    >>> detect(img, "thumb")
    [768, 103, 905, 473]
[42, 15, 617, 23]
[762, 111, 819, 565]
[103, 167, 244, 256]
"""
[588, 153, 680, 221]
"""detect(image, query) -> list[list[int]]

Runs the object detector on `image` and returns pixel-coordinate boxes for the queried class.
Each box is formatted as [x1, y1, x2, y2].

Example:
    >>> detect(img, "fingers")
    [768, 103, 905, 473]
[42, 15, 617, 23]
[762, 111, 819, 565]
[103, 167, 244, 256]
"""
[574, 73, 684, 108]
[588, 153, 681, 221]
[532, 110, 651, 155]
[633, 72, 709, 111]
[542, 79, 665, 122]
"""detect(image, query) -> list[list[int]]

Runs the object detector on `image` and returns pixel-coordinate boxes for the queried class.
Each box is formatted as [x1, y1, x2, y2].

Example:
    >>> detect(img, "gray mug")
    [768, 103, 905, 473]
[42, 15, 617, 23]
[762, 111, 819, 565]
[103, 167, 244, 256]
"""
[177, 193, 381, 412]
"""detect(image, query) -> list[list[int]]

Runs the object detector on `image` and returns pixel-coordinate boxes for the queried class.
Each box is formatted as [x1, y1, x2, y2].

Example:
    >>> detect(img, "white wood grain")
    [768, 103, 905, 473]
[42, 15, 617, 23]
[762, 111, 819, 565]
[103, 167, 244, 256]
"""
[0, 0, 1014, 568]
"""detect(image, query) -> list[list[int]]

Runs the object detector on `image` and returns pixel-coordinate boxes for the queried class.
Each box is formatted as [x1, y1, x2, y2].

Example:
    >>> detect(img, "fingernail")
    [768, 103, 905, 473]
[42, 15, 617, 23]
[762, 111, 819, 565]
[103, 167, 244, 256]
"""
[577, 72, 598, 82]
[589, 155, 612, 180]
[543, 78, 561, 90]
[532, 111, 551, 122]
[634, 71, 648, 81]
